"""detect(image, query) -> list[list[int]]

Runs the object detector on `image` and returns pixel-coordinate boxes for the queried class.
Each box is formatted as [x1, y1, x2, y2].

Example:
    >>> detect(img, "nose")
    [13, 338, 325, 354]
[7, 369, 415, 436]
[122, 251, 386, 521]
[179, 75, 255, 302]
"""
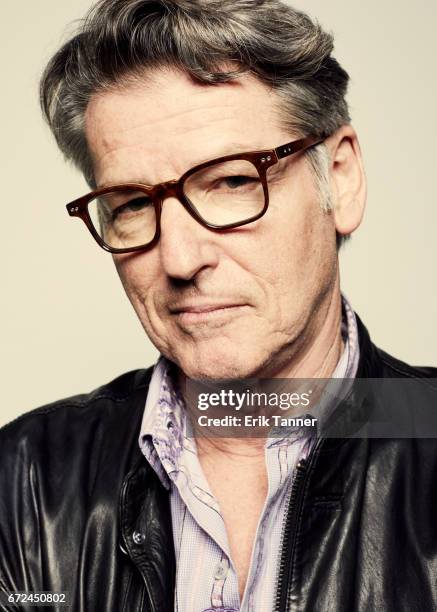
[158, 196, 220, 281]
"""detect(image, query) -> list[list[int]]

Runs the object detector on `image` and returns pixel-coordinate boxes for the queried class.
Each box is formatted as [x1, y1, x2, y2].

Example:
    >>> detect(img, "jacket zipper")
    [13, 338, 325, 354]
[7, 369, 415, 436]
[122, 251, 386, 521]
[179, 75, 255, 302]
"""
[274, 457, 308, 612]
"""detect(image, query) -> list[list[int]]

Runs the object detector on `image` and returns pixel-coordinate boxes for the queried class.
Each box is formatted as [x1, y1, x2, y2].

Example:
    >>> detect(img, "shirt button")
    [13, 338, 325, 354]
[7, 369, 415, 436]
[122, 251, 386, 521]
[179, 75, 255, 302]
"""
[132, 530, 146, 545]
[214, 561, 229, 580]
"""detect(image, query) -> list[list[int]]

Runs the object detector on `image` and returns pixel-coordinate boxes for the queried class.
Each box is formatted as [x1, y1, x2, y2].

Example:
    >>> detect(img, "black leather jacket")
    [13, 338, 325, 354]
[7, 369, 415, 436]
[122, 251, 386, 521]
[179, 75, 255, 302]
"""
[1, 315, 437, 612]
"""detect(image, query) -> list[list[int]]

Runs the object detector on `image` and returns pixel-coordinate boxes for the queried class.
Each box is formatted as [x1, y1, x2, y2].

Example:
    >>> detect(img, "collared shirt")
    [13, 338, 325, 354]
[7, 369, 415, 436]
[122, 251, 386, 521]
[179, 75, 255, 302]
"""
[139, 295, 359, 611]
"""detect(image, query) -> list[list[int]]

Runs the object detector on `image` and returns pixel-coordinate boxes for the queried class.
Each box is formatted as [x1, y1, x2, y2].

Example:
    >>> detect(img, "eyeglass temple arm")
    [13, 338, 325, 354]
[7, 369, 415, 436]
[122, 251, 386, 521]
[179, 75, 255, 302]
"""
[275, 135, 324, 160]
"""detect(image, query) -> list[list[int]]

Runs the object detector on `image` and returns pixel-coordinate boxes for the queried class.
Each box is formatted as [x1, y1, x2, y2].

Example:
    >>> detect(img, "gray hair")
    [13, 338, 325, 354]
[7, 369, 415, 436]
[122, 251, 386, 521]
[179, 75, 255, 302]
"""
[40, 0, 351, 247]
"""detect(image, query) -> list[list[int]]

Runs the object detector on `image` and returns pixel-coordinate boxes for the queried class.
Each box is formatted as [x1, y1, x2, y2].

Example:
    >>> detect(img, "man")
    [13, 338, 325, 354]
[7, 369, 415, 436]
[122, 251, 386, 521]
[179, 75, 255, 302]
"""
[1, 1, 436, 611]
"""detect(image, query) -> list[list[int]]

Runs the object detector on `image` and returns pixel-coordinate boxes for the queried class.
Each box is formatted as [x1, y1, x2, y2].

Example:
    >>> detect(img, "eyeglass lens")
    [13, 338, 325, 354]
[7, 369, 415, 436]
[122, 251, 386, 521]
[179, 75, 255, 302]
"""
[87, 160, 265, 250]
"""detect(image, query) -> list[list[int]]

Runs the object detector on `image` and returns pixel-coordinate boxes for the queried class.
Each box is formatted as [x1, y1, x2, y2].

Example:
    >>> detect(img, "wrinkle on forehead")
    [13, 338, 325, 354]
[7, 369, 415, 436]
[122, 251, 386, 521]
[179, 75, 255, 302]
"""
[84, 67, 284, 186]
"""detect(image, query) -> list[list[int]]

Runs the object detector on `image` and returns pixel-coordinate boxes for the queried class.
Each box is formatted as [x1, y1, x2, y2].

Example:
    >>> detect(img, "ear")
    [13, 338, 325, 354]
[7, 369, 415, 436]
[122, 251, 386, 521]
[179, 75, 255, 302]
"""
[326, 125, 367, 236]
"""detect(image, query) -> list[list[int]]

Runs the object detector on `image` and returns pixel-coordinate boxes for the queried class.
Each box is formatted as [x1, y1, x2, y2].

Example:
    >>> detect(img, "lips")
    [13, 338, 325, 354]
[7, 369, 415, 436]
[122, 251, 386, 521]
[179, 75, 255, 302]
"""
[169, 301, 250, 326]
[171, 303, 243, 314]
[168, 294, 250, 312]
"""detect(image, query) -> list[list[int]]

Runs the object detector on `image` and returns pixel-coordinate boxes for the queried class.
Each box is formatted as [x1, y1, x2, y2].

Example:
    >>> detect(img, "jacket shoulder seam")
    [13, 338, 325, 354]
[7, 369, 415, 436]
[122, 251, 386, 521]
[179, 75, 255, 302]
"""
[379, 354, 437, 390]
[0, 370, 152, 436]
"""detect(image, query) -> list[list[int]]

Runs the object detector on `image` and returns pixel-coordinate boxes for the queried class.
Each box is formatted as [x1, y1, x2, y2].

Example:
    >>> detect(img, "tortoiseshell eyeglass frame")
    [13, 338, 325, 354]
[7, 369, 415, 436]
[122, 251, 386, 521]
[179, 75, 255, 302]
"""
[66, 135, 324, 254]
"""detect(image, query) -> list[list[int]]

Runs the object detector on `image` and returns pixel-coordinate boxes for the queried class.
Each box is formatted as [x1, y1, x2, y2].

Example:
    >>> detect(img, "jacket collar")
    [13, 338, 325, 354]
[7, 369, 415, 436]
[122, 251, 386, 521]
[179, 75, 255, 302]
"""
[354, 312, 384, 378]
[318, 313, 385, 451]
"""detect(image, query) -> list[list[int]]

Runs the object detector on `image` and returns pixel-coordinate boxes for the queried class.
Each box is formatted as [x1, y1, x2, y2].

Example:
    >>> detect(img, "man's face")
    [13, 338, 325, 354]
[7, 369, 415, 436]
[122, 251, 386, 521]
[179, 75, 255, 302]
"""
[85, 68, 339, 379]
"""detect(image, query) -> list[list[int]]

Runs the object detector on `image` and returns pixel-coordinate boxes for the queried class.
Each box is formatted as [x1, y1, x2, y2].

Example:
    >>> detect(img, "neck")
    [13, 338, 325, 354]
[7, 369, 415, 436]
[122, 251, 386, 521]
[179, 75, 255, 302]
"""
[276, 282, 344, 380]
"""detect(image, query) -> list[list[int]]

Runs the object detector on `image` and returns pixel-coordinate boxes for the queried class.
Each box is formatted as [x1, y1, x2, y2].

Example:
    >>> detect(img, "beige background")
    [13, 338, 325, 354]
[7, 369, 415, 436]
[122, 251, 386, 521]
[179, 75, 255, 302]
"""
[1, 1, 436, 428]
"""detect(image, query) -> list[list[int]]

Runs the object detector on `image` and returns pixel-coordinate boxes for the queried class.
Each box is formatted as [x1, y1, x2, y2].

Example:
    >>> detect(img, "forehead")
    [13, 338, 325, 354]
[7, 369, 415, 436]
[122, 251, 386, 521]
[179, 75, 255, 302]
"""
[84, 67, 288, 186]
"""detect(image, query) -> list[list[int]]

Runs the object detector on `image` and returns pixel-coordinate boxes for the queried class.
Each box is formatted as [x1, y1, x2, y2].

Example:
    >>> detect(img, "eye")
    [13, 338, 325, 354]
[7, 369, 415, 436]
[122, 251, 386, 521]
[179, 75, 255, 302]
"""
[112, 196, 152, 219]
[221, 175, 259, 189]
[207, 175, 260, 195]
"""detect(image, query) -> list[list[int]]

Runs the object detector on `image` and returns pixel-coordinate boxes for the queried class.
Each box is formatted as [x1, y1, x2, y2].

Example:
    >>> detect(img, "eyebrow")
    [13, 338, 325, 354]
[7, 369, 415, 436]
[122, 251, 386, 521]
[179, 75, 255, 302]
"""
[97, 141, 270, 188]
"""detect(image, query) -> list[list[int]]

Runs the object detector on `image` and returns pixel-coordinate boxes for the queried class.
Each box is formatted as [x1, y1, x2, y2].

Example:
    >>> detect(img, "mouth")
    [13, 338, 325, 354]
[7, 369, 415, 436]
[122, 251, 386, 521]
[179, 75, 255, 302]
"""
[170, 303, 250, 327]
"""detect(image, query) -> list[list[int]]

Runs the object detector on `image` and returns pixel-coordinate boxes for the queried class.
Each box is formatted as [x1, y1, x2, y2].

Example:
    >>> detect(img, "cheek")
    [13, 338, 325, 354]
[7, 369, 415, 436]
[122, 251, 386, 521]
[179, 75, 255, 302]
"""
[112, 253, 160, 314]
[253, 186, 336, 306]
[113, 256, 175, 354]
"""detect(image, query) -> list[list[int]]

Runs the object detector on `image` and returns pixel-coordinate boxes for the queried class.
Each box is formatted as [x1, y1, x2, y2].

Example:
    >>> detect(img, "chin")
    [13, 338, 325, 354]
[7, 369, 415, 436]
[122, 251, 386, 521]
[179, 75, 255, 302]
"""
[174, 346, 266, 381]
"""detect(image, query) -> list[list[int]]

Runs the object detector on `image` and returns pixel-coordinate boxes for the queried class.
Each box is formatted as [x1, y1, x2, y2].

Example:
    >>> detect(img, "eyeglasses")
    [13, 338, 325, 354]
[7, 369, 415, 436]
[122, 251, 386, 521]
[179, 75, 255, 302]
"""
[66, 135, 323, 254]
